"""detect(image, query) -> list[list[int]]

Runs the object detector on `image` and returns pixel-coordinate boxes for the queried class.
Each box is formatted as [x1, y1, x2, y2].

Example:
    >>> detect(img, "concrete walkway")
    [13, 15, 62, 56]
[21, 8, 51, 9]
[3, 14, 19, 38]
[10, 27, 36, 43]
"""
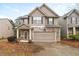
[33, 42, 79, 56]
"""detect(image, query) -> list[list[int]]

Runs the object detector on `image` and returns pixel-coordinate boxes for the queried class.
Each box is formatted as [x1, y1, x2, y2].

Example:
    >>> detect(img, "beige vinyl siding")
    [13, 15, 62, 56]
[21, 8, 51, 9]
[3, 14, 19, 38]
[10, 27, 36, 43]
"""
[40, 6, 57, 17]
[68, 12, 79, 25]
[0, 19, 14, 38]
[24, 19, 28, 25]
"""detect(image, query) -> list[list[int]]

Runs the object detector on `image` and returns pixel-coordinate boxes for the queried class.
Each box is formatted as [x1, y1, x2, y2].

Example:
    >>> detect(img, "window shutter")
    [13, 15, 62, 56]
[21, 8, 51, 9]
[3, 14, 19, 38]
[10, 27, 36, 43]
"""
[53, 18, 54, 24]
[47, 18, 49, 24]
[32, 17, 33, 24]
[76, 17, 77, 24]
[41, 17, 43, 24]
[71, 17, 72, 24]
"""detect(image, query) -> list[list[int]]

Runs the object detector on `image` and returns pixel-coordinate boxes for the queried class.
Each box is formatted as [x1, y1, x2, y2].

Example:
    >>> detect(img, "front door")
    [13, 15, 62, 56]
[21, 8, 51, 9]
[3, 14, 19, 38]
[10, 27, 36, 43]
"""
[20, 31, 28, 40]
[25, 31, 27, 39]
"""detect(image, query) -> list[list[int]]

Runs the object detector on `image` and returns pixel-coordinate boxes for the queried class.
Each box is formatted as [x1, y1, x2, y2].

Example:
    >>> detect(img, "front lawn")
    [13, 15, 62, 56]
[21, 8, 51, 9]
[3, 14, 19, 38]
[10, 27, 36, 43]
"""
[0, 39, 44, 56]
[61, 39, 79, 48]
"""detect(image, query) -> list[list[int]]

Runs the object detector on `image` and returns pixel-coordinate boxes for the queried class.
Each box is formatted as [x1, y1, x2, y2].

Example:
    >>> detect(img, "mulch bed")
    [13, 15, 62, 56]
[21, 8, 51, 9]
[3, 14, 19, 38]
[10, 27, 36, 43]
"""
[61, 39, 79, 48]
[0, 41, 44, 56]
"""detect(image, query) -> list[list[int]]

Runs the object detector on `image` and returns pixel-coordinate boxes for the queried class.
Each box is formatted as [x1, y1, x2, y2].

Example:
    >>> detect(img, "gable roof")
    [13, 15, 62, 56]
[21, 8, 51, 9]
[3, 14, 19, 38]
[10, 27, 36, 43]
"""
[0, 18, 15, 27]
[17, 24, 30, 29]
[39, 4, 59, 17]
[29, 7, 46, 16]
[15, 4, 59, 21]
[8, 19, 15, 27]
[29, 4, 59, 17]
[17, 15, 28, 19]
[63, 9, 79, 18]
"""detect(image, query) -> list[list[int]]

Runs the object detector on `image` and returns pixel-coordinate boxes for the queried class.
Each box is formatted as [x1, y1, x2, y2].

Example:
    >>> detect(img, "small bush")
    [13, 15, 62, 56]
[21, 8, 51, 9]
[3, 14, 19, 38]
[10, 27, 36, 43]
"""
[28, 40, 32, 43]
[63, 35, 67, 39]
[7, 36, 17, 42]
[69, 35, 79, 40]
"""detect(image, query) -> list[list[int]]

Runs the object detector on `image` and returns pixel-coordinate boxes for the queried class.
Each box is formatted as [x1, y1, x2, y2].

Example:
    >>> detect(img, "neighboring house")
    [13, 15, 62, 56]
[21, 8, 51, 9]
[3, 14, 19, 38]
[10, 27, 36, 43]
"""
[59, 9, 79, 38]
[0, 18, 14, 38]
[15, 4, 61, 42]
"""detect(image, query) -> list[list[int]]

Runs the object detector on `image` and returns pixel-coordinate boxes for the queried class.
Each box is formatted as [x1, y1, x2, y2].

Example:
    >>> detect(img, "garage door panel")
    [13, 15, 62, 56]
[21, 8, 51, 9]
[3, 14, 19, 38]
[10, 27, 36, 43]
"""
[33, 32, 55, 42]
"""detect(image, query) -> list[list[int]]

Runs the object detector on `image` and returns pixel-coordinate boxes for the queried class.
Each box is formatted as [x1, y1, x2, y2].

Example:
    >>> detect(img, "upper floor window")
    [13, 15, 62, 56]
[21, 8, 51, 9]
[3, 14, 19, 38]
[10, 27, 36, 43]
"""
[70, 17, 77, 24]
[32, 17, 43, 24]
[48, 18, 54, 25]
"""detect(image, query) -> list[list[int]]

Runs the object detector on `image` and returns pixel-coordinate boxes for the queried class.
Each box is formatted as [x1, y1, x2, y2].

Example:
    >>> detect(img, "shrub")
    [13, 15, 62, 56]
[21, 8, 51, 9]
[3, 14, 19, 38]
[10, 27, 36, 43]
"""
[28, 40, 32, 43]
[69, 35, 79, 40]
[7, 36, 17, 42]
[63, 35, 67, 39]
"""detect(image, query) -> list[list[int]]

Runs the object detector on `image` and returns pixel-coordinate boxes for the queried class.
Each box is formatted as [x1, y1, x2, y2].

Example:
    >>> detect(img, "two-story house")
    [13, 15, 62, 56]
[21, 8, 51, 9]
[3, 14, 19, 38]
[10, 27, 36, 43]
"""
[60, 9, 79, 38]
[15, 4, 61, 42]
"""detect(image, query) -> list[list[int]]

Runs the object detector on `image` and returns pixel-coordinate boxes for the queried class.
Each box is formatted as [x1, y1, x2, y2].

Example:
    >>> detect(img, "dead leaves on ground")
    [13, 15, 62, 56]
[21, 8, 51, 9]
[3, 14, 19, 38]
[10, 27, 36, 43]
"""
[61, 40, 79, 48]
[0, 42, 44, 56]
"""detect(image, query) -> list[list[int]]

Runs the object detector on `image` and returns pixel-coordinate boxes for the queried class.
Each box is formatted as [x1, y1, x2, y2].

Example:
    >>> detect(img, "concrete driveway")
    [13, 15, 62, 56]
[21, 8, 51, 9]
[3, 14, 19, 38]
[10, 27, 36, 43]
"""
[33, 42, 79, 56]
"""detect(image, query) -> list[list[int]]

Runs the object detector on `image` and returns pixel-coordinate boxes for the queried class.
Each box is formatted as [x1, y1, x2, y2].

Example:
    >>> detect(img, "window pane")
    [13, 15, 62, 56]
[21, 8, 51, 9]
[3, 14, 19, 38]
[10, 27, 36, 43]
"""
[71, 17, 77, 24]
[48, 18, 53, 25]
[72, 17, 75, 24]
[33, 17, 42, 24]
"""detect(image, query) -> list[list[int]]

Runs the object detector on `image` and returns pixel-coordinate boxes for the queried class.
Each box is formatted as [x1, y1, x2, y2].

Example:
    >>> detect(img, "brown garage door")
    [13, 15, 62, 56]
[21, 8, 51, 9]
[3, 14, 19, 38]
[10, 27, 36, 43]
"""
[33, 32, 56, 42]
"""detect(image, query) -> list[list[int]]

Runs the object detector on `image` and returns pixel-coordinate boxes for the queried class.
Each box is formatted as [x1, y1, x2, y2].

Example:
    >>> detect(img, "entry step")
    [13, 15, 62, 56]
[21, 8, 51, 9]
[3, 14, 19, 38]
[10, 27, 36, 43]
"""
[20, 40, 29, 42]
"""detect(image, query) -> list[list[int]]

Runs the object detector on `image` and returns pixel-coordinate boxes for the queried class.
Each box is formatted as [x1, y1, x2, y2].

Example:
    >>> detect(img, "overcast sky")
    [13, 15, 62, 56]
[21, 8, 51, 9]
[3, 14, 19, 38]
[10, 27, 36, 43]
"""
[0, 3, 79, 21]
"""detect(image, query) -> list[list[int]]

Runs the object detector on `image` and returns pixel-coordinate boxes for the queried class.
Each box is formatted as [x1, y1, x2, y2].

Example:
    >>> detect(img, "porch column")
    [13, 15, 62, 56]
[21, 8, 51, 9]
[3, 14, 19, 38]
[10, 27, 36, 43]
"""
[17, 29, 19, 39]
[67, 28, 69, 38]
[29, 29, 32, 40]
[55, 31, 57, 42]
[59, 28, 61, 41]
[67, 18, 69, 38]
[73, 27, 76, 35]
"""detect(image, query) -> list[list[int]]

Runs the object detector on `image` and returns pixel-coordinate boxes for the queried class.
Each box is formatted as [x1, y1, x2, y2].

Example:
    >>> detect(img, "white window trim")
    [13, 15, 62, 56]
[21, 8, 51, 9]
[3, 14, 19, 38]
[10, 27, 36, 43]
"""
[71, 17, 77, 24]
[48, 18, 54, 25]
[32, 16, 42, 24]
